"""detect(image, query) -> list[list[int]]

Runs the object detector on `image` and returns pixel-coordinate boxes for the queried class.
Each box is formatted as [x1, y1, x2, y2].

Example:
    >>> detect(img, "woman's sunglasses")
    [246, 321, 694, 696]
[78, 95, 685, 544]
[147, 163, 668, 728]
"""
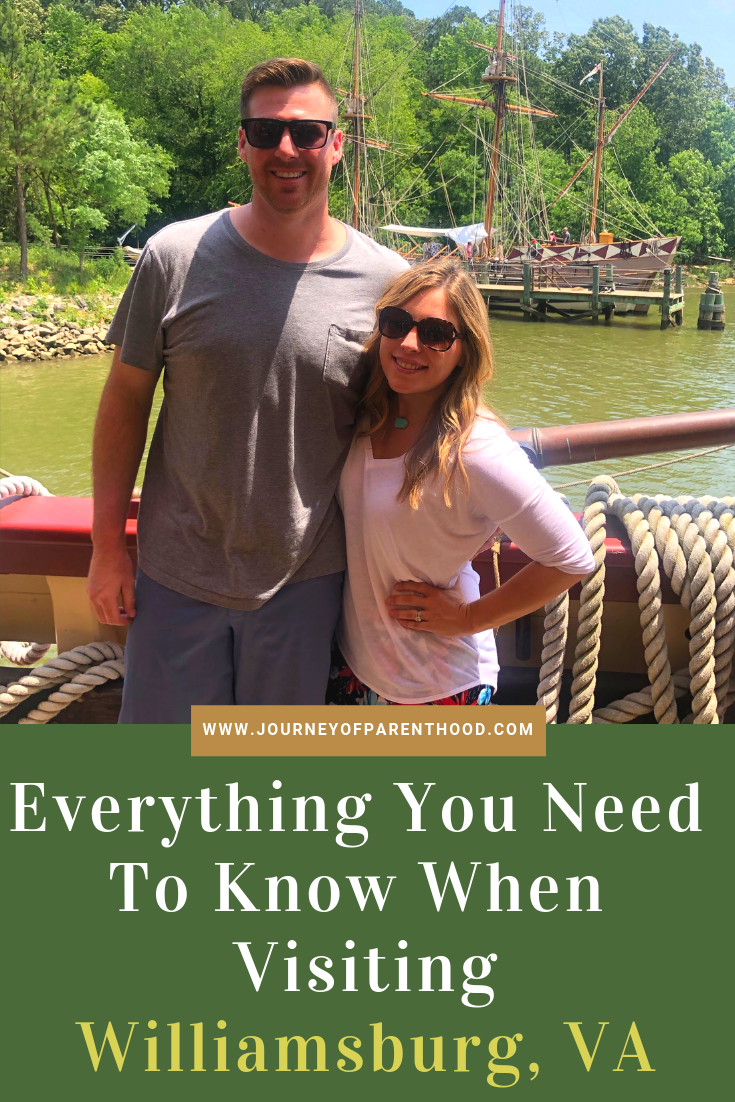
[240, 118, 335, 150]
[378, 306, 463, 352]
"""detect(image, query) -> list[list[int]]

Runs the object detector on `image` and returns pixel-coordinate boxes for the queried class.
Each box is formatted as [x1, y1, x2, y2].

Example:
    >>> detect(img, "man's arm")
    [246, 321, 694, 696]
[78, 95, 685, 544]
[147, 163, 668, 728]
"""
[87, 348, 160, 625]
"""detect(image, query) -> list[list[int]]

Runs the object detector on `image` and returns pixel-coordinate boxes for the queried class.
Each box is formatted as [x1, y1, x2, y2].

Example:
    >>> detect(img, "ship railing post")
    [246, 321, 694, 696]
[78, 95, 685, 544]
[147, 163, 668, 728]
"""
[522, 262, 532, 321]
[592, 264, 600, 320]
[661, 266, 671, 330]
[606, 262, 614, 290]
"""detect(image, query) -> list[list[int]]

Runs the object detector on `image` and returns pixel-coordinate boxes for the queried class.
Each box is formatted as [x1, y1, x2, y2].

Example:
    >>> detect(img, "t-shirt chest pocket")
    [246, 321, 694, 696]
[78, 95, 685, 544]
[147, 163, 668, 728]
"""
[323, 325, 372, 392]
[322, 324, 373, 433]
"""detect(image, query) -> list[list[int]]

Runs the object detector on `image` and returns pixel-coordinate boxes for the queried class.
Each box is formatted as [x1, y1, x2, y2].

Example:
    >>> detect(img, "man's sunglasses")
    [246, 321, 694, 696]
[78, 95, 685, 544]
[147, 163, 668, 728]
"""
[378, 306, 463, 352]
[240, 118, 335, 150]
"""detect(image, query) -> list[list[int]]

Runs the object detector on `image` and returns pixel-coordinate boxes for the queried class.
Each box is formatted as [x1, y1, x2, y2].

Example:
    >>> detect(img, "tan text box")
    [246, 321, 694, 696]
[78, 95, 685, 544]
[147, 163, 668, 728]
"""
[191, 705, 545, 756]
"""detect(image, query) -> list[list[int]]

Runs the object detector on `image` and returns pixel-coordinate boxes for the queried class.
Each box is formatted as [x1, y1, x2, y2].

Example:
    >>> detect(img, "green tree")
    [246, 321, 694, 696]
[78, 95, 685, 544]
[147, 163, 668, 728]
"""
[548, 16, 643, 113]
[651, 150, 724, 260]
[63, 100, 171, 270]
[2, 0, 734, 262]
[0, 0, 72, 278]
[43, 3, 111, 77]
[640, 24, 732, 161]
[101, 3, 264, 221]
[696, 101, 735, 167]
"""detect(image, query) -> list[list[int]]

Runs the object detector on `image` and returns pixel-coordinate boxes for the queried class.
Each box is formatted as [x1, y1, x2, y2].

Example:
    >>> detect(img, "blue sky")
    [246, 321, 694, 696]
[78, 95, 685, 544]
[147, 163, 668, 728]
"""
[407, 0, 735, 85]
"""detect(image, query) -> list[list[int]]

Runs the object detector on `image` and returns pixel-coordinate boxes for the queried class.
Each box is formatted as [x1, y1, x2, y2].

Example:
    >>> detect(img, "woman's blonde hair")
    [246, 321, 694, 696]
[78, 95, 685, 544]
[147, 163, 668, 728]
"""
[360, 258, 495, 508]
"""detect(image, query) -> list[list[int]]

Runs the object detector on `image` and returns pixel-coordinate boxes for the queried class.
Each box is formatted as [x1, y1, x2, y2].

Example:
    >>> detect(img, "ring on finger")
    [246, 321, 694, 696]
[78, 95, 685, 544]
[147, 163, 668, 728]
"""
[415, 610, 422, 622]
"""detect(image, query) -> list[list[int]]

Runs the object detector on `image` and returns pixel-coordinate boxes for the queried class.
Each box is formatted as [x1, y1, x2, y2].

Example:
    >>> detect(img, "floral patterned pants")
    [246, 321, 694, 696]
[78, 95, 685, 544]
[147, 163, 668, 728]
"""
[326, 648, 493, 706]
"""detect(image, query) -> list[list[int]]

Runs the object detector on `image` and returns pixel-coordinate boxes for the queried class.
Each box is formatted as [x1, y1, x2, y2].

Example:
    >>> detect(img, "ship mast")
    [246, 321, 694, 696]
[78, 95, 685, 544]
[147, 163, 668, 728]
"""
[344, 0, 366, 230]
[422, 1, 555, 251]
[482, 0, 514, 251]
[549, 49, 677, 213]
[589, 61, 605, 240]
[337, 0, 392, 232]
[351, 0, 362, 229]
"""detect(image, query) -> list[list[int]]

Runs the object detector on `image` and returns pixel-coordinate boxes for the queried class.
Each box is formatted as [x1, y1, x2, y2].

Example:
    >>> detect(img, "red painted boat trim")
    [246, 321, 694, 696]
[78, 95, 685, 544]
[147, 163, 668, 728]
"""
[0, 496, 138, 576]
[0, 496, 677, 604]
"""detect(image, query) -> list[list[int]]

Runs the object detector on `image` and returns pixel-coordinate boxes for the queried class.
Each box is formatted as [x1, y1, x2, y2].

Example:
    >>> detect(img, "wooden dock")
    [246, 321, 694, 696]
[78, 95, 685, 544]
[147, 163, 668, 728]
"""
[475, 263, 684, 329]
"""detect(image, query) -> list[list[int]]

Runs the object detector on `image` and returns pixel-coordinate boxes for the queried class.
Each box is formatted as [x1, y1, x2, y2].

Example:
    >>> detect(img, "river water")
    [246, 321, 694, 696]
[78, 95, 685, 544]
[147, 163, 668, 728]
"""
[1, 285, 733, 508]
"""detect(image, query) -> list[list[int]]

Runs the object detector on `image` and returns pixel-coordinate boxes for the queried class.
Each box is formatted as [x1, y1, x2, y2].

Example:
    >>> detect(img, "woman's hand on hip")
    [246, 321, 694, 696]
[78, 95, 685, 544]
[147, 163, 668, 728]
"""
[386, 579, 474, 637]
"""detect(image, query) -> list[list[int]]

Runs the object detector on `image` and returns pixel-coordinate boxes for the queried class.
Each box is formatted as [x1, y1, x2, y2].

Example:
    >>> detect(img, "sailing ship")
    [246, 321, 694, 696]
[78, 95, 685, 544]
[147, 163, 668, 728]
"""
[359, 0, 681, 303]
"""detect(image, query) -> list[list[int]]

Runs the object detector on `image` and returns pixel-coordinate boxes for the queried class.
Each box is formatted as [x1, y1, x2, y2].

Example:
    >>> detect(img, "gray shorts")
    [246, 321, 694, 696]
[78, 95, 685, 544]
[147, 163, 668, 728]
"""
[118, 569, 343, 723]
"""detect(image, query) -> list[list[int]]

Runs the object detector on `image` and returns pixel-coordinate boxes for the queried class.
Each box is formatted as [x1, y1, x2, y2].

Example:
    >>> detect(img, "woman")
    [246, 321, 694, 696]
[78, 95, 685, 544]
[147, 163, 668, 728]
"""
[327, 260, 594, 706]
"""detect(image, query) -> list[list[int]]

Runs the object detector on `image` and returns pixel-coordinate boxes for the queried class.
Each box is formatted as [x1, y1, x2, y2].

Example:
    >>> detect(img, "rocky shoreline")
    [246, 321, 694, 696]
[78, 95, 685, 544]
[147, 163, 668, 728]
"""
[0, 317, 113, 363]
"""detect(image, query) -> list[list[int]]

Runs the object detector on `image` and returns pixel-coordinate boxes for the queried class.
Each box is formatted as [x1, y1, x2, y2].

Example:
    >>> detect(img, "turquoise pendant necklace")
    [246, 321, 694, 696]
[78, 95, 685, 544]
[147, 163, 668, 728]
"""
[394, 416, 409, 429]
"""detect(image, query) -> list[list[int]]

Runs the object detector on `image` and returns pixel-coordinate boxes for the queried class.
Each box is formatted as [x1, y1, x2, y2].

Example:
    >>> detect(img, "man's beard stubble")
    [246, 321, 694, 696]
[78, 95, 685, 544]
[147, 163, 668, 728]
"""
[250, 164, 331, 216]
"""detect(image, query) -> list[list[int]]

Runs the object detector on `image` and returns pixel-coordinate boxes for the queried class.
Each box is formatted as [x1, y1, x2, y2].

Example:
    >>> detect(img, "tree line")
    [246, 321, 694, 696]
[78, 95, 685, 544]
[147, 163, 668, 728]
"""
[1, 0, 733, 279]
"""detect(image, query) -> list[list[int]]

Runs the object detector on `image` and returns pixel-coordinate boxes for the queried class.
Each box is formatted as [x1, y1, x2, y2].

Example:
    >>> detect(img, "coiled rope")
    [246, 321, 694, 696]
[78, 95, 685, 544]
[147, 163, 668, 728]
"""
[0, 474, 51, 499]
[539, 481, 735, 724]
[537, 494, 573, 724]
[0, 641, 53, 666]
[0, 642, 125, 723]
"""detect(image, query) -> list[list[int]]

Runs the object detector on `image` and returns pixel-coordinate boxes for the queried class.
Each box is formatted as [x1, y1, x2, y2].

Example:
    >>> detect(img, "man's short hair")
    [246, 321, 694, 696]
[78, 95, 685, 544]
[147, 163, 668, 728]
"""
[240, 58, 338, 122]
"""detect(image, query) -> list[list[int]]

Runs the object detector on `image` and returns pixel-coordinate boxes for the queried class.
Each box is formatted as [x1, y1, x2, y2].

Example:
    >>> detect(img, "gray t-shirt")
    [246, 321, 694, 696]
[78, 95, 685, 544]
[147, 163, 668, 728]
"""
[107, 209, 407, 609]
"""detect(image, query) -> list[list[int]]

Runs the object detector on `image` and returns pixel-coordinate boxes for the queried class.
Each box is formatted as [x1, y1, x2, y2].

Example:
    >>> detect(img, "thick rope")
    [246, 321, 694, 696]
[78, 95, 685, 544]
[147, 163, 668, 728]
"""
[668, 501, 718, 723]
[706, 498, 735, 714]
[592, 669, 691, 723]
[0, 640, 52, 665]
[607, 494, 678, 723]
[687, 499, 735, 720]
[0, 642, 125, 718]
[566, 476, 619, 724]
[569, 491, 734, 725]
[0, 474, 51, 498]
[537, 494, 573, 724]
[18, 658, 126, 724]
[537, 590, 569, 723]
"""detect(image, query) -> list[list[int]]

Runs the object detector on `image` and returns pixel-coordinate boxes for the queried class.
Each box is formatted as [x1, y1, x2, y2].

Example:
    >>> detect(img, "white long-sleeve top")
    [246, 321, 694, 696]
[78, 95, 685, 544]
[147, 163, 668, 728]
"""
[337, 414, 595, 703]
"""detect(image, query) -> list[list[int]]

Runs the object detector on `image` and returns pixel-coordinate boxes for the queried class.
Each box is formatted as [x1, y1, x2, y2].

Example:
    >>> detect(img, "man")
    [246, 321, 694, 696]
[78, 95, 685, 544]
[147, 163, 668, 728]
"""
[87, 58, 407, 721]
[562, 226, 571, 245]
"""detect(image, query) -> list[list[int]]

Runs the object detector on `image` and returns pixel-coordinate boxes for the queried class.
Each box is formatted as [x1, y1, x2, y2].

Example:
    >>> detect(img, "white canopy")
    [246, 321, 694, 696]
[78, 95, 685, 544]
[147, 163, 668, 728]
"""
[381, 222, 491, 246]
[381, 224, 448, 238]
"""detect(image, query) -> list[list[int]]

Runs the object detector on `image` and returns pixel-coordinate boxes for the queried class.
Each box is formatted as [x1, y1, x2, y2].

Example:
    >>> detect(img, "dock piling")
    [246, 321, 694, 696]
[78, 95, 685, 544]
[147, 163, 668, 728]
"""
[660, 267, 672, 329]
[592, 265, 600, 320]
[522, 263, 532, 320]
[698, 271, 725, 330]
[699, 292, 714, 329]
[520, 264, 531, 321]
